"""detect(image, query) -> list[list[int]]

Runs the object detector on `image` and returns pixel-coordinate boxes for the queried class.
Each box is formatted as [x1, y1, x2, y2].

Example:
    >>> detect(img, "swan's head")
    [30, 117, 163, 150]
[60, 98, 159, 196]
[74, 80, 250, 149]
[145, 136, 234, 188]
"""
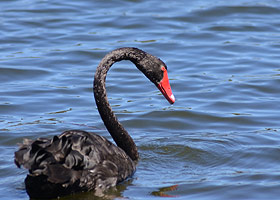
[137, 54, 175, 104]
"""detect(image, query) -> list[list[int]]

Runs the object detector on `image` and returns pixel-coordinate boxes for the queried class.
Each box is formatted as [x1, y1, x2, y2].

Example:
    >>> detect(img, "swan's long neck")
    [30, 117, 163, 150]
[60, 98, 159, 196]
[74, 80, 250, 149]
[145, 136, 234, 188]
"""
[93, 48, 146, 161]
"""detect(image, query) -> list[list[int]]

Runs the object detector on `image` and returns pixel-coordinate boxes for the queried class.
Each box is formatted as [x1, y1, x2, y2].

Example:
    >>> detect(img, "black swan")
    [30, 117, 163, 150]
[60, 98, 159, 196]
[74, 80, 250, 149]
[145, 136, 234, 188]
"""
[14, 47, 175, 199]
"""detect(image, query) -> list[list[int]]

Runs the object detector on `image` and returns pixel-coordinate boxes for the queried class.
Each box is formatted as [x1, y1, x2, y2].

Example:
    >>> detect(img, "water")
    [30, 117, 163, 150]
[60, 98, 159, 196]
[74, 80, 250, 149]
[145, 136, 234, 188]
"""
[1, 0, 280, 199]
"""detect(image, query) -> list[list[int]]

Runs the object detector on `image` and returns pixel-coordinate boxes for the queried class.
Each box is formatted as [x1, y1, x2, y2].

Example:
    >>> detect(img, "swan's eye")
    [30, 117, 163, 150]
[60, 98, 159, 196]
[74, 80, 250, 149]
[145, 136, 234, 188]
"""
[161, 66, 167, 72]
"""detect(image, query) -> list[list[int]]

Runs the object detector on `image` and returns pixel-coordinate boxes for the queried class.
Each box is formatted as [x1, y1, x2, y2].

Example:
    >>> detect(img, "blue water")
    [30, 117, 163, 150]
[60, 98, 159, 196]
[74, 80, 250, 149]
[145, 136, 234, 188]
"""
[1, 0, 280, 199]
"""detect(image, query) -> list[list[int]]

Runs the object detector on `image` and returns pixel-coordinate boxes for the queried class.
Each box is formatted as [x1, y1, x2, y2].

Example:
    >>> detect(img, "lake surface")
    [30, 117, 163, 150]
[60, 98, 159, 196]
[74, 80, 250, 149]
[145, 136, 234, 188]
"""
[1, 0, 280, 199]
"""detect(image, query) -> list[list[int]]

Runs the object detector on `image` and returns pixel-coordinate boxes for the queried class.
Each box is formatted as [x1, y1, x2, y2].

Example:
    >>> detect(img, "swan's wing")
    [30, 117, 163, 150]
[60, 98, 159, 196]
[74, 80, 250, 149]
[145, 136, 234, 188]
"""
[14, 130, 136, 188]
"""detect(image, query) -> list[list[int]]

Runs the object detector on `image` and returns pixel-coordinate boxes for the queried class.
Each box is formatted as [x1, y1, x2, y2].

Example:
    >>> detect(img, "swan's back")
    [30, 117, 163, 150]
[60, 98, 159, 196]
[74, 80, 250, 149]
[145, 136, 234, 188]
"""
[15, 130, 136, 198]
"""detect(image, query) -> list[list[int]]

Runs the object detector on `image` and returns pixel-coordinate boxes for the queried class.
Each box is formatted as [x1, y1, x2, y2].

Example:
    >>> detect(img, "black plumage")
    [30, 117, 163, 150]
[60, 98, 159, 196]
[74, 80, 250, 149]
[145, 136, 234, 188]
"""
[15, 47, 174, 199]
[15, 130, 135, 198]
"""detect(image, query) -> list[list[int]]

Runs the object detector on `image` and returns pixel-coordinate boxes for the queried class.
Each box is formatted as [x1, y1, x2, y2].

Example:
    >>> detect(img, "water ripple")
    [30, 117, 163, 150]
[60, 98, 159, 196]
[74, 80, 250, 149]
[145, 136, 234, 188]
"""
[1, 0, 280, 199]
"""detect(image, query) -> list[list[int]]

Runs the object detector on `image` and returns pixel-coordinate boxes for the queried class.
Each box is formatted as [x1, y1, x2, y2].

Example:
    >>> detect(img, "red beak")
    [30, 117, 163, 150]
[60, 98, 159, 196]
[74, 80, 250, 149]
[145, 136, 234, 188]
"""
[156, 67, 175, 104]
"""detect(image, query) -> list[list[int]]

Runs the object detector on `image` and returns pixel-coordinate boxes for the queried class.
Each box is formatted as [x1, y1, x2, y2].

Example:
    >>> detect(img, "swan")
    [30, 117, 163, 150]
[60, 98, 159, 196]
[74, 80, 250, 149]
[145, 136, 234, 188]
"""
[14, 47, 175, 199]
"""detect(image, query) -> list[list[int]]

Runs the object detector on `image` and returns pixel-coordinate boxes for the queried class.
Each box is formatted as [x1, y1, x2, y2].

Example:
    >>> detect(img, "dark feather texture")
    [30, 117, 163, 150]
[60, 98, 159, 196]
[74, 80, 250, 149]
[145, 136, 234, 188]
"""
[15, 130, 135, 198]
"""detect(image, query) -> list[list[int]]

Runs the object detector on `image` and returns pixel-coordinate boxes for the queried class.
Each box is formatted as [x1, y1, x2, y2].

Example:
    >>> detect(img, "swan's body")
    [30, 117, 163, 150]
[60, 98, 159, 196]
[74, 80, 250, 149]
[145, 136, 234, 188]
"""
[16, 130, 135, 198]
[15, 47, 175, 199]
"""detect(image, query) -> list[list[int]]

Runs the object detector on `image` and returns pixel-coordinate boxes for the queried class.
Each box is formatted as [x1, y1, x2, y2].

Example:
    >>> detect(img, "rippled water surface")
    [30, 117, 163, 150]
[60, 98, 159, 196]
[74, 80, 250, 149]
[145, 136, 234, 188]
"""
[1, 0, 280, 199]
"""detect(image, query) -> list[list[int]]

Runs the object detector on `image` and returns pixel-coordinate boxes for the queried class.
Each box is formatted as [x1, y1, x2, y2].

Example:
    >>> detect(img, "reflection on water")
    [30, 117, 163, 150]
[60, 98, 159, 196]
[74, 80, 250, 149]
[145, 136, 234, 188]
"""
[1, 0, 280, 199]
[151, 185, 178, 197]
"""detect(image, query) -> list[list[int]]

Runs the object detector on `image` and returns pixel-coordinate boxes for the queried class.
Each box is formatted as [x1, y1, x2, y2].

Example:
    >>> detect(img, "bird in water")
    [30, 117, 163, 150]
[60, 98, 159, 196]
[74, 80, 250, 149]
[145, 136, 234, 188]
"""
[14, 47, 175, 199]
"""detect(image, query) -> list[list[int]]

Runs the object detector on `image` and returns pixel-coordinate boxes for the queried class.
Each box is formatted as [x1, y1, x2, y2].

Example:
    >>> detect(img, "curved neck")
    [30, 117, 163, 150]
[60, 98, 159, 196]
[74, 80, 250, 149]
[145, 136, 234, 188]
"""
[93, 48, 146, 161]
